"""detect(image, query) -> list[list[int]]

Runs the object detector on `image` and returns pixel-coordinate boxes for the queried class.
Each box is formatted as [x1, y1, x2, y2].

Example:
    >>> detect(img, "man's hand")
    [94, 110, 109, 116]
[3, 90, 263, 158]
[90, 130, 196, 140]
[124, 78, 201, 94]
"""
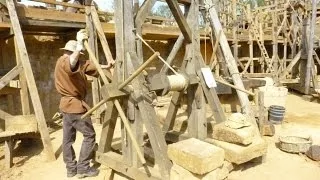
[76, 29, 88, 42]
[76, 29, 88, 51]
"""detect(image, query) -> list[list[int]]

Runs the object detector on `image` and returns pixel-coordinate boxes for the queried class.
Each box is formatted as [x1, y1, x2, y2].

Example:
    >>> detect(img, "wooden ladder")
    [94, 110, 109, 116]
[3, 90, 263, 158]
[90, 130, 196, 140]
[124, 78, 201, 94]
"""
[4, 0, 55, 161]
[244, 9, 274, 73]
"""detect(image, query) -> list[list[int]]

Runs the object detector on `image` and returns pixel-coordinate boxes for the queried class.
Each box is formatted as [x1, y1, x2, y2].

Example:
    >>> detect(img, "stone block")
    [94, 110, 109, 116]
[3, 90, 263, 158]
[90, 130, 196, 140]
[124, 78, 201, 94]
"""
[168, 138, 225, 175]
[208, 122, 255, 145]
[259, 121, 275, 136]
[170, 163, 229, 180]
[207, 136, 268, 165]
[306, 145, 320, 161]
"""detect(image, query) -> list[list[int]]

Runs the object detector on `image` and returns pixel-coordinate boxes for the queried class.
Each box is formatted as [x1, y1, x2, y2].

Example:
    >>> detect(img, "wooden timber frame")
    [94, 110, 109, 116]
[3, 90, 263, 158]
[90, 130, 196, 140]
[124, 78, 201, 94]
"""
[79, 0, 261, 179]
[211, 0, 320, 96]
[0, 0, 55, 162]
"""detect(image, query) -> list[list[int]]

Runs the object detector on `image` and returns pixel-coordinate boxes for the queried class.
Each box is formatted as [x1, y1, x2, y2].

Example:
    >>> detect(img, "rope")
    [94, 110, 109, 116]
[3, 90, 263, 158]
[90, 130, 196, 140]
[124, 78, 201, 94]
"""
[167, 74, 187, 91]
[136, 34, 179, 75]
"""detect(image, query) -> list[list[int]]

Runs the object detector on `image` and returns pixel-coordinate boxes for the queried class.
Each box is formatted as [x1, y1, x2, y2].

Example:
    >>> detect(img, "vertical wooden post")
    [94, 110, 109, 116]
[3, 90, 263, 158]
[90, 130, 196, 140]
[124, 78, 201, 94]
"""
[5, 138, 13, 168]
[232, 0, 241, 69]
[305, 0, 317, 94]
[272, 5, 278, 79]
[247, 4, 254, 73]
[291, 10, 299, 78]
[14, 38, 30, 115]
[300, 17, 309, 93]
[135, 0, 156, 65]
[86, 4, 101, 123]
[114, 0, 143, 168]
[259, 16, 265, 73]
[185, 1, 207, 140]
[6, 0, 55, 161]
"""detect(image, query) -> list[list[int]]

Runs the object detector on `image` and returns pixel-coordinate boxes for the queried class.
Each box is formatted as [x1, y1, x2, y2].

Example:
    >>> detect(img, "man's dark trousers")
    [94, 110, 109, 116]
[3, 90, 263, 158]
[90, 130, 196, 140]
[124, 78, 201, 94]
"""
[62, 113, 96, 174]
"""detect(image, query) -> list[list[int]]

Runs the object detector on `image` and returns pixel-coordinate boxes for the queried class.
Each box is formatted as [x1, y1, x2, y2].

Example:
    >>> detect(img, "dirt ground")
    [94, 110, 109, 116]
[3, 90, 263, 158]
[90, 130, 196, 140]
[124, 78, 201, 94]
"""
[0, 92, 320, 180]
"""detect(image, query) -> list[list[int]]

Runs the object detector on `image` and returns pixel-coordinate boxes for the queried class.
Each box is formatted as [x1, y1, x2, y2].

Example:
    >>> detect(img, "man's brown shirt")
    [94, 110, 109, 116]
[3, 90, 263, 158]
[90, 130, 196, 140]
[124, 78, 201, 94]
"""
[54, 54, 98, 113]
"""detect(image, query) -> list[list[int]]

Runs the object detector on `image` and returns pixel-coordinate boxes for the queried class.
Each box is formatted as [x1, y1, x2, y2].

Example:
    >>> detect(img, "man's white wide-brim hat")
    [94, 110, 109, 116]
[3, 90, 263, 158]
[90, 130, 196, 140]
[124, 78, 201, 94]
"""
[60, 40, 84, 54]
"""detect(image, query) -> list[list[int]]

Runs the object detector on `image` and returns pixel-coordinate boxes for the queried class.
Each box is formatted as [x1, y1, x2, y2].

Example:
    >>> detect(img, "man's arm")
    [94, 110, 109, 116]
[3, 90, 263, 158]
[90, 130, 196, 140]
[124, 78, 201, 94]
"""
[69, 30, 88, 69]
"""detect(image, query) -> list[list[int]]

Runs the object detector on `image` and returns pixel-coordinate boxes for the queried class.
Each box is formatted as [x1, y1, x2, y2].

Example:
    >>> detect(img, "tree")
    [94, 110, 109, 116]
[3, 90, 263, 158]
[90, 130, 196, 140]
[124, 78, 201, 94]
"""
[151, 4, 173, 19]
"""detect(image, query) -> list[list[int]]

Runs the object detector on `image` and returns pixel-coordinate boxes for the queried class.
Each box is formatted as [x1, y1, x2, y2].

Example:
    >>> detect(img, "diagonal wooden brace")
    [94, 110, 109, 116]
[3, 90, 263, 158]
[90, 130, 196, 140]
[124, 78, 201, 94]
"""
[82, 40, 146, 165]
[0, 65, 23, 90]
[82, 51, 159, 118]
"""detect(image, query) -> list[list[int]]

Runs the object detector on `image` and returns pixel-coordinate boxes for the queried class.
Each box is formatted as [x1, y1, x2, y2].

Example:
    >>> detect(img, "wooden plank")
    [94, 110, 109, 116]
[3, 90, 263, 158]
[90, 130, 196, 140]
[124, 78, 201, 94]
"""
[97, 102, 118, 153]
[32, 0, 84, 9]
[165, 0, 192, 43]
[232, 0, 245, 70]
[135, 0, 157, 65]
[183, 1, 207, 140]
[91, 6, 115, 67]
[6, 94, 14, 115]
[162, 92, 183, 132]
[0, 65, 23, 90]
[305, 0, 317, 94]
[96, 152, 161, 180]
[83, 42, 147, 166]
[5, 115, 38, 133]
[280, 50, 301, 79]
[19, 18, 85, 29]
[6, 0, 55, 161]
[5, 138, 13, 168]
[271, 6, 278, 75]
[159, 5, 193, 74]
[86, 5, 100, 122]
[14, 37, 30, 115]
[257, 90, 265, 133]
[129, 52, 171, 179]
[16, 6, 85, 23]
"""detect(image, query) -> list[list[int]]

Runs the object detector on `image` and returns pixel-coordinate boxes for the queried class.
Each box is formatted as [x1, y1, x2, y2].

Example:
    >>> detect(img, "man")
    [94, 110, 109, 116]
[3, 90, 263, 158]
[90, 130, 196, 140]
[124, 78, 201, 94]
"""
[54, 30, 105, 178]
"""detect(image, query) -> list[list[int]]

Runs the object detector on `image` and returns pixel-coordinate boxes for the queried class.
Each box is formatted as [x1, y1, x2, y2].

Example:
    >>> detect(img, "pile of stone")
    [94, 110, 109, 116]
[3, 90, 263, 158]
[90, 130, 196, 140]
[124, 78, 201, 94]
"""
[168, 138, 229, 180]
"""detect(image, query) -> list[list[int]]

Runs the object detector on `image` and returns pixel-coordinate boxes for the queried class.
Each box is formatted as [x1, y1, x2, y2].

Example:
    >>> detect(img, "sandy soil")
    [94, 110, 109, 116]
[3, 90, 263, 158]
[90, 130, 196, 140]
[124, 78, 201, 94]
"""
[1, 92, 320, 180]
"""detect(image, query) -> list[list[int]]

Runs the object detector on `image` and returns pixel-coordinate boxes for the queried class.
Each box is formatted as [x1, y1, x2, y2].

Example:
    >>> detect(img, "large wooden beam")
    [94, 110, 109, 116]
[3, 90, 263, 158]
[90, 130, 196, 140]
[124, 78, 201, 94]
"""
[6, 0, 56, 161]
[0, 65, 23, 90]
[135, 0, 157, 64]
[130, 52, 171, 178]
[204, 0, 258, 130]
[16, 6, 85, 23]
[96, 152, 161, 180]
[91, 6, 115, 67]
[14, 38, 30, 115]
[165, 0, 192, 43]
[305, 0, 317, 94]
[280, 50, 301, 79]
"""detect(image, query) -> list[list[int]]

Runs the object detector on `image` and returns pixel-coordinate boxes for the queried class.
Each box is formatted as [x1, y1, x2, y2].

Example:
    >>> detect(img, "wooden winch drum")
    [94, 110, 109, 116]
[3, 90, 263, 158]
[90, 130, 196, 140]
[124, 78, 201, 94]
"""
[166, 73, 188, 92]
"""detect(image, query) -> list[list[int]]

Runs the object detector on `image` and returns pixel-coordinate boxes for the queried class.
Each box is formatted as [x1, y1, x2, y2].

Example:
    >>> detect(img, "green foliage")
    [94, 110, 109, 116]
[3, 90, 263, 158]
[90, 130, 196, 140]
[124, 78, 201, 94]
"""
[151, 4, 173, 19]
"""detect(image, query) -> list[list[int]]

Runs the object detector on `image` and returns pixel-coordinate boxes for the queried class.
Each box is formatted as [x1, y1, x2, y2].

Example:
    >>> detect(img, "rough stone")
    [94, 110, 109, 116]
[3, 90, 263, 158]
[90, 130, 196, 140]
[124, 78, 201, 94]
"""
[168, 138, 225, 175]
[170, 163, 229, 180]
[208, 122, 255, 145]
[207, 136, 268, 165]
[260, 121, 275, 136]
[306, 145, 320, 161]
